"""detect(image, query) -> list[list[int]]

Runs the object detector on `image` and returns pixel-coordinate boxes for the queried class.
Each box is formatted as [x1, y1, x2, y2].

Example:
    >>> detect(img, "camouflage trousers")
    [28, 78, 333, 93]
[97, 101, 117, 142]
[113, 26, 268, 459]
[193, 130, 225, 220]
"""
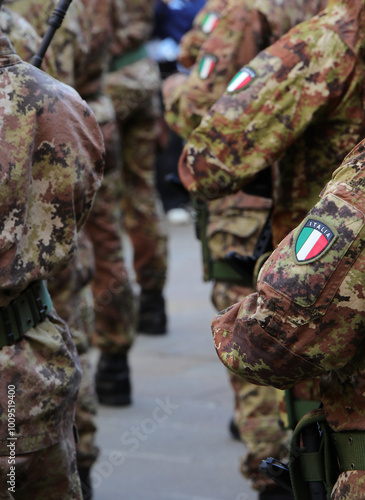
[0, 423, 82, 500]
[85, 169, 136, 354]
[212, 281, 291, 492]
[105, 58, 168, 292]
[48, 233, 99, 471]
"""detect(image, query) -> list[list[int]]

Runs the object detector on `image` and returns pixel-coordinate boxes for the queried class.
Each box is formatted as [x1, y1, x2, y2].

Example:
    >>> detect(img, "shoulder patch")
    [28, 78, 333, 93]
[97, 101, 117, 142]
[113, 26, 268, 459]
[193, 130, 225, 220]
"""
[201, 12, 220, 33]
[294, 219, 336, 264]
[227, 67, 256, 93]
[198, 54, 218, 79]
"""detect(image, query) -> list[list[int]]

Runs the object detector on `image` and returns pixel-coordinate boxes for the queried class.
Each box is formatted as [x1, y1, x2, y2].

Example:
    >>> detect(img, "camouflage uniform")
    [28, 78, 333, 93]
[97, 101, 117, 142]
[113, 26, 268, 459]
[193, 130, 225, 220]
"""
[178, 0, 228, 69]
[76, 0, 137, 373]
[165, 0, 326, 493]
[0, 29, 104, 499]
[4, 0, 86, 86]
[0, 5, 57, 75]
[7, 0, 136, 480]
[211, 137, 365, 499]
[179, 0, 365, 496]
[179, 0, 365, 246]
[105, 0, 168, 333]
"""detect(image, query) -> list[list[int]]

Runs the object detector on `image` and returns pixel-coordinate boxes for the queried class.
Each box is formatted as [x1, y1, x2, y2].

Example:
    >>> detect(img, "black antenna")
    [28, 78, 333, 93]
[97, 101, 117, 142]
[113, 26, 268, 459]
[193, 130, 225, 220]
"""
[31, 0, 73, 68]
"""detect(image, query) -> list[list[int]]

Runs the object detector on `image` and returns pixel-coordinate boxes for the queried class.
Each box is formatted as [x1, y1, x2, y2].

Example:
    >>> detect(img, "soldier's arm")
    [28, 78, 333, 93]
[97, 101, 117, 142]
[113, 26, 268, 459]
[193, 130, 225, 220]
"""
[179, 26, 355, 198]
[164, 1, 257, 140]
[178, 0, 227, 69]
[211, 140, 365, 388]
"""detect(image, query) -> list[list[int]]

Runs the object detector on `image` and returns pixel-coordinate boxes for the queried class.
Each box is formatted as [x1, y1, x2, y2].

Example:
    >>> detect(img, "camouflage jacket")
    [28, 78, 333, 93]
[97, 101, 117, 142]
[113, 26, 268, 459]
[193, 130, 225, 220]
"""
[178, 0, 228, 69]
[0, 35, 104, 453]
[0, 37, 104, 301]
[180, 0, 365, 245]
[165, 0, 326, 139]
[211, 138, 365, 498]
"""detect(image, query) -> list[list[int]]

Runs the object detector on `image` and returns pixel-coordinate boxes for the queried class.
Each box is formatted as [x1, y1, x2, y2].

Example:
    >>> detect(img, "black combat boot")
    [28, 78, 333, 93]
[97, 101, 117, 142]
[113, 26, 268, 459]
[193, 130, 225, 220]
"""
[137, 289, 167, 334]
[95, 352, 131, 406]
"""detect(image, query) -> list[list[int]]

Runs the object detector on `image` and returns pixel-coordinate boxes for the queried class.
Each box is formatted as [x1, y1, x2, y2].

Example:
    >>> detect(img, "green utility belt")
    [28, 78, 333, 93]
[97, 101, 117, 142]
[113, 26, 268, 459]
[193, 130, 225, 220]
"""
[109, 45, 148, 72]
[332, 431, 365, 472]
[290, 409, 365, 500]
[0, 281, 53, 349]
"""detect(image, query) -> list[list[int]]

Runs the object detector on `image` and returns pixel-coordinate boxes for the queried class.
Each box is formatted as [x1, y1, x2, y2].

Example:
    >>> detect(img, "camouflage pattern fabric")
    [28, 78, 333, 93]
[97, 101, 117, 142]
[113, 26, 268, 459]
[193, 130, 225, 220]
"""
[214, 281, 290, 491]
[5, 0, 86, 86]
[105, 0, 168, 292]
[166, 0, 329, 491]
[211, 137, 365, 498]
[0, 423, 81, 499]
[86, 170, 137, 353]
[3, 1, 122, 474]
[180, 0, 365, 246]
[0, 5, 57, 76]
[165, 0, 326, 140]
[0, 32, 104, 500]
[178, 0, 228, 69]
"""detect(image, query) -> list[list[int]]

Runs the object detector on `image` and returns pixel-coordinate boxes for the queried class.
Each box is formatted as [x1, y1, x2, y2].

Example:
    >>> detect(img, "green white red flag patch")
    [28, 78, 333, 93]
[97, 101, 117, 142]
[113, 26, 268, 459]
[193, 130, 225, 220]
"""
[201, 12, 220, 33]
[227, 67, 256, 93]
[198, 55, 217, 79]
[295, 219, 335, 263]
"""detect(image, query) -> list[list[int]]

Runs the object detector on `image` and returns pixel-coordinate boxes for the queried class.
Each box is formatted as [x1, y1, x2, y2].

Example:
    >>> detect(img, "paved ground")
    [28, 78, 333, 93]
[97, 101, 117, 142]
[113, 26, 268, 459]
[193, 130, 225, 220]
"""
[91, 219, 257, 500]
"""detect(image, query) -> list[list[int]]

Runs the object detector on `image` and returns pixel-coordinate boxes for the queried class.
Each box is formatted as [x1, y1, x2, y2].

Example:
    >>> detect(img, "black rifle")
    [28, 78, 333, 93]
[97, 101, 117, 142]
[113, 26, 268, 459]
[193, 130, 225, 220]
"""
[31, 0, 73, 68]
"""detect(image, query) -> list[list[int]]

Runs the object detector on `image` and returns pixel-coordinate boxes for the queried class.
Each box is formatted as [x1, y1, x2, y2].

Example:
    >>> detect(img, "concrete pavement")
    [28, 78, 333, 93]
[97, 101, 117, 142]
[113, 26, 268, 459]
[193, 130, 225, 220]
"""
[91, 220, 257, 500]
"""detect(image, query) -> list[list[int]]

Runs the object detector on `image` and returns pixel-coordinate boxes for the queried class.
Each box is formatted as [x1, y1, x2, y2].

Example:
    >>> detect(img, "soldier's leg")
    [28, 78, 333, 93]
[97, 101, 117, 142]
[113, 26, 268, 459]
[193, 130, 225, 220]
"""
[120, 98, 168, 335]
[85, 168, 137, 406]
[0, 423, 82, 500]
[48, 234, 99, 499]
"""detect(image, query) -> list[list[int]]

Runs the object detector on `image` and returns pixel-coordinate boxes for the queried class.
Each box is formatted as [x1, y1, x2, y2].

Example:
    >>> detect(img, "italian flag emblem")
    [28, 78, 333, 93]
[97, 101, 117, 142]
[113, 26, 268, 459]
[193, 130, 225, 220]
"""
[227, 67, 256, 93]
[198, 55, 217, 79]
[201, 12, 220, 33]
[295, 219, 335, 263]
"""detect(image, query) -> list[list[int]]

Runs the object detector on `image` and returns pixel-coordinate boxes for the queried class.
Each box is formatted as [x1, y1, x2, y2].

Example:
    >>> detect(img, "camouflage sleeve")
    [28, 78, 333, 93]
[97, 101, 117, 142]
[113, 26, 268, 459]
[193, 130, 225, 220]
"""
[177, 0, 228, 68]
[179, 24, 356, 198]
[211, 139, 365, 390]
[164, 1, 258, 140]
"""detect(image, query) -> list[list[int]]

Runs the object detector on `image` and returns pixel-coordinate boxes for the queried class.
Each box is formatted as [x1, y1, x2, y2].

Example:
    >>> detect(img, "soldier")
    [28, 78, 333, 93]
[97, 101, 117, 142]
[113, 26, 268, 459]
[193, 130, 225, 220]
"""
[0, 1, 104, 497]
[105, 0, 169, 335]
[163, 1, 326, 497]
[179, 0, 365, 247]
[5, 4, 137, 499]
[210, 136, 365, 499]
